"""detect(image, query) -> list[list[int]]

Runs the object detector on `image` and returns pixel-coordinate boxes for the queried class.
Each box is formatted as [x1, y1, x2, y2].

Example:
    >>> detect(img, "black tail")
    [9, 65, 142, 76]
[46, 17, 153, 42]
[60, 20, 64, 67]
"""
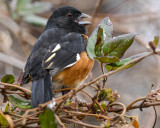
[31, 74, 53, 108]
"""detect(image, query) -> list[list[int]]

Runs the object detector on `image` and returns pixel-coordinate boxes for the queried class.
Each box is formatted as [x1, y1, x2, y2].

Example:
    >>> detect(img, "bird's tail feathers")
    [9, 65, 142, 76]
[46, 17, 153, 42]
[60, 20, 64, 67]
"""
[31, 74, 53, 108]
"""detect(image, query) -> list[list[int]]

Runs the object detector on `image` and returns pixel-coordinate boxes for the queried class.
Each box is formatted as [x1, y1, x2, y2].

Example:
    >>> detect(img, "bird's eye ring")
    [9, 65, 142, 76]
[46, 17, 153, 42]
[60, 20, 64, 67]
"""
[67, 13, 73, 18]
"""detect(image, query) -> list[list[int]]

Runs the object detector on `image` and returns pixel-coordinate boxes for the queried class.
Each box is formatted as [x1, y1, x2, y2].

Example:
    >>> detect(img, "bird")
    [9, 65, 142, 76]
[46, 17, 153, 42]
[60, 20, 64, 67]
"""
[21, 6, 94, 108]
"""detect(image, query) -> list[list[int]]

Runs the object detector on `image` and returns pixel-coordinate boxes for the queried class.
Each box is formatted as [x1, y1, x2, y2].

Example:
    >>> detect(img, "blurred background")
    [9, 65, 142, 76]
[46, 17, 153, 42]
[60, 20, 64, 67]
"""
[0, 0, 160, 127]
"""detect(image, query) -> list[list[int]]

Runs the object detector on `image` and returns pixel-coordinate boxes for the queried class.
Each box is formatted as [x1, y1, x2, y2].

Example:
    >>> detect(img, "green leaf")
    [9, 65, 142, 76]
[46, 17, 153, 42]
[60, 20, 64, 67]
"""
[8, 95, 32, 109]
[17, 0, 31, 11]
[103, 33, 137, 58]
[105, 52, 150, 71]
[4, 102, 10, 113]
[1, 74, 15, 84]
[101, 102, 107, 109]
[154, 36, 159, 46]
[64, 98, 71, 106]
[17, 0, 53, 16]
[87, 17, 113, 59]
[99, 17, 113, 42]
[39, 108, 58, 128]
[25, 1, 52, 14]
[94, 27, 104, 57]
[23, 15, 47, 26]
[98, 88, 113, 102]
[0, 112, 9, 127]
[95, 56, 120, 63]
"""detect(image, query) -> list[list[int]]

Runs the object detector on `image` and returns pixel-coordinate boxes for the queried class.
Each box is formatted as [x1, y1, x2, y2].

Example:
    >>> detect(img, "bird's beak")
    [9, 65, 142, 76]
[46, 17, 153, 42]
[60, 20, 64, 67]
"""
[76, 13, 92, 25]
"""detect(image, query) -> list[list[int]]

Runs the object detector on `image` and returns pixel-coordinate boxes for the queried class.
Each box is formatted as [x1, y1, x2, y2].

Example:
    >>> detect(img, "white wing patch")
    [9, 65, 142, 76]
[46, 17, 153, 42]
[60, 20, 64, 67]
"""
[64, 62, 76, 68]
[76, 53, 80, 61]
[52, 44, 61, 53]
[45, 53, 56, 63]
[46, 62, 53, 69]
[64, 53, 81, 69]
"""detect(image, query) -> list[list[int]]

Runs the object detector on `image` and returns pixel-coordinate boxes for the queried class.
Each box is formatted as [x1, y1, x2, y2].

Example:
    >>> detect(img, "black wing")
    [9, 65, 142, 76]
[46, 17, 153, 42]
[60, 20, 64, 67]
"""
[22, 28, 70, 81]
[42, 32, 85, 76]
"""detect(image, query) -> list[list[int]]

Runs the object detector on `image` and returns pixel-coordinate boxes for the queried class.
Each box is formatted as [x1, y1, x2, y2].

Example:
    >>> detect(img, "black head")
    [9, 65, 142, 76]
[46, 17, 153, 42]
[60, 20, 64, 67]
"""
[45, 6, 91, 34]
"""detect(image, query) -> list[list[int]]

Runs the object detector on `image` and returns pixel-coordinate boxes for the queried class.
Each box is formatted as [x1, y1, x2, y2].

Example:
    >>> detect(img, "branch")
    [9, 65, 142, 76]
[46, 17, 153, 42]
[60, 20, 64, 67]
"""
[61, 118, 100, 128]
[94, 99, 108, 116]
[0, 13, 36, 46]
[89, 0, 103, 33]
[14, 109, 41, 125]
[0, 82, 31, 94]
[109, 102, 126, 118]
[93, 0, 103, 17]
[55, 114, 65, 128]
[14, 120, 39, 127]
[61, 110, 111, 120]
[109, 102, 126, 125]
[106, 102, 160, 113]
[0, 52, 25, 69]
[126, 97, 147, 111]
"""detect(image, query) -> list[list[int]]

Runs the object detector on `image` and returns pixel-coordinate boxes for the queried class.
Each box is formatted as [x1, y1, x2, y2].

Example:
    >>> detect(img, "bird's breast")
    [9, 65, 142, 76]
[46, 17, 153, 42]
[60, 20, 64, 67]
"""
[52, 51, 94, 89]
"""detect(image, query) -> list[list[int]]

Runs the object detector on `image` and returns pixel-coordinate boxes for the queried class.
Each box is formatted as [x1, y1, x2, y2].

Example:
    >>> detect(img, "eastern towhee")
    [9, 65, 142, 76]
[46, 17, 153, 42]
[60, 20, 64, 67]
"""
[21, 6, 94, 108]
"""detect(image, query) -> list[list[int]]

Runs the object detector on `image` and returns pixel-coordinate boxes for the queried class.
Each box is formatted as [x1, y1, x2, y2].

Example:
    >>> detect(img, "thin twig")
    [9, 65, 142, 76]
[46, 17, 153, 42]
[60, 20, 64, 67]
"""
[14, 120, 39, 127]
[39, 91, 72, 108]
[89, 0, 103, 33]
[100, 63, 107, 88]
[14, 110, 42, 123]
[3, 91, 24, 95]
[94, 100, 108, 116]
[109, 102, 126, 125]
[0, 90, 25, 97]
[0, 52, 25, 69]
[107, 102, 160, 112]
[61, 118, 100, 128]
[55, 114, 65, 128]
[55, 95, 70, 112]
[81, 90, 93, 98]
[73, 116, 87, 128]
[54, 88, 74, 92]
[9, 113, 23, 118]
[89, 84, 98, 90]
[0, 82, 31, 94]
[0, 13, 36, 46]
[126, 97, 147, 111]
[61, 110, 111, 120]
[22, 110, 41, 125]
[109, 102, 126, 119]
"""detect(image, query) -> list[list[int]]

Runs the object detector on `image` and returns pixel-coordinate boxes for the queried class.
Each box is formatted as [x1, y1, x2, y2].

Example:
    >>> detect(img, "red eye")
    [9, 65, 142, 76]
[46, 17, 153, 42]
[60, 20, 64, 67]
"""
[67, 13, 73, 18]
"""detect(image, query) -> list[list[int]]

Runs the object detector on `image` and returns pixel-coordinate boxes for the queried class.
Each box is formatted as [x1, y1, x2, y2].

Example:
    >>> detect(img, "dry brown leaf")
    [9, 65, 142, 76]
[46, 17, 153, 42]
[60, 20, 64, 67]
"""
[131, 116, 139, 128]
[122, 116, 139, 128]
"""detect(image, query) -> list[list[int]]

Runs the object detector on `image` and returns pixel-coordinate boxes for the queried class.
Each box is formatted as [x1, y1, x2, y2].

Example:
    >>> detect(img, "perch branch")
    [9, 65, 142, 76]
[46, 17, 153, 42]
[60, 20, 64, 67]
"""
[0, 82, 31, 94]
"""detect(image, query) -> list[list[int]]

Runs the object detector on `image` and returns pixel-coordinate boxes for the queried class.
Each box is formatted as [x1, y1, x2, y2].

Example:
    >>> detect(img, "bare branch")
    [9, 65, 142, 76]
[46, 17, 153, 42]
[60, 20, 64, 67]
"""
[61, 118, 100, 128]
[0, 82, 31, 94]
[0, 52, 25, 69]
